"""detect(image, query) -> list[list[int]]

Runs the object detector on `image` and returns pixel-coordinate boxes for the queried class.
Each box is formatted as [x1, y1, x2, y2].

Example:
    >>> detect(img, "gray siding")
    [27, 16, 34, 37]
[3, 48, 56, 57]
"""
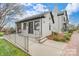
[16, 7, 69, 38]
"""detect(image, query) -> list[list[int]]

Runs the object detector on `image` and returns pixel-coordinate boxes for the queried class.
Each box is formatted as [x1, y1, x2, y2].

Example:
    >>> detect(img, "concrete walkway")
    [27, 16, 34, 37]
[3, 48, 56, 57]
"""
[29, 40, 66, 56]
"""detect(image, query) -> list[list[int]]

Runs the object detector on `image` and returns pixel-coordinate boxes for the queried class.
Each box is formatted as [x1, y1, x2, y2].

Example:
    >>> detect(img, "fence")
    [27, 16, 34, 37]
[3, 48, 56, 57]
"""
[4, 33, 35, 53]
[15, 34, 29, 52]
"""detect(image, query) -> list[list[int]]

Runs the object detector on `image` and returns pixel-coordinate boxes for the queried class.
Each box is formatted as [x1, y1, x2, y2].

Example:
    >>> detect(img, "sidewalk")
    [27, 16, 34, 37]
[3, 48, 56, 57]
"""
[29, 39, 66, 56]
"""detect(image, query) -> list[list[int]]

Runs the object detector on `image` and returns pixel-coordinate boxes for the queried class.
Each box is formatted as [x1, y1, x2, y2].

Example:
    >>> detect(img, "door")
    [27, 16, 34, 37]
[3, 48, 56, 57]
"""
[28, 22, 33, 34]
[34, 20, 41, 37]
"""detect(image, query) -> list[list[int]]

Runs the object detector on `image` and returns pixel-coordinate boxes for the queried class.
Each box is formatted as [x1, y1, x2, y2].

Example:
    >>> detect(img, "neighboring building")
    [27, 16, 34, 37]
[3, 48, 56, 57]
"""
[15, 5, 69, 39]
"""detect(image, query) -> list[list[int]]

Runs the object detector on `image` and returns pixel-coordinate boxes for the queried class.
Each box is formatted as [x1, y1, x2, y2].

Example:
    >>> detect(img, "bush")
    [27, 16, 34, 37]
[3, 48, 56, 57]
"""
[68, 29, 76, 34]
[53, 34, 66, 42]
[47, 32, 71, 42]
[52, 32, 58, 35]
[64, 32, 72, 37]
[64, 34, 70, 41]
[64, 32, 72, 41]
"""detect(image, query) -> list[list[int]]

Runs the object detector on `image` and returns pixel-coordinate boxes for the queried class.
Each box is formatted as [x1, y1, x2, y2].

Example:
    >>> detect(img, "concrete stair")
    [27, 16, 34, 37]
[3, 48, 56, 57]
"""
[39, 37, 48, 43]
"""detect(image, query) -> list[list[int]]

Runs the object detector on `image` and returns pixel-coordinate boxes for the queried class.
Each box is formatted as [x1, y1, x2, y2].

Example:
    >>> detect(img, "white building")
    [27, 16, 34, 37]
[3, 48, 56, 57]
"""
[16, 5, 69, 39]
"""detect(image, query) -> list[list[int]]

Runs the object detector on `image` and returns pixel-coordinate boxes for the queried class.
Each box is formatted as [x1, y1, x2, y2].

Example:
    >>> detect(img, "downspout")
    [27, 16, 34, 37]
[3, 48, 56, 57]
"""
[58, 15, 60, 33]
[15, 23, 17, 43]
[40, 18, 42, 37]
[50, 12, 54, 23]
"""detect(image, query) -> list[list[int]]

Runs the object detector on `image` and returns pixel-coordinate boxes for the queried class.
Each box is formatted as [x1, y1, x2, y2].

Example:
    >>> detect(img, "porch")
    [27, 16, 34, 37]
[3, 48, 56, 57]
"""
[16, 19, 42, 38]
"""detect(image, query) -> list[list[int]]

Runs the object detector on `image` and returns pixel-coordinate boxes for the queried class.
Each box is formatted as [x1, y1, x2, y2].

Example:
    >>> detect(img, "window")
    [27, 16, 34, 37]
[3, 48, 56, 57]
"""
[63, 17, 65, 21]
[63, 23, 67, 31]
[23, 23, 27, 30]
[28, 22, 33, 34]
[34, 20, 40, 30]
[17, 23, 21, 33]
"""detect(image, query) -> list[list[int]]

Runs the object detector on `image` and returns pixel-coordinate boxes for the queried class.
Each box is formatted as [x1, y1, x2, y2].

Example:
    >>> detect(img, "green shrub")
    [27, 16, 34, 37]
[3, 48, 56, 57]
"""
[64, 35, 70, 41]
[64, 32, 72, 36]
[52, 32, 67, 42]
[53, 35, 66, 42]
[52, 32, 58, 35]
[68, 29, 76, 34]
[64, 32, 72, 41]
[47, 32, 72, 42]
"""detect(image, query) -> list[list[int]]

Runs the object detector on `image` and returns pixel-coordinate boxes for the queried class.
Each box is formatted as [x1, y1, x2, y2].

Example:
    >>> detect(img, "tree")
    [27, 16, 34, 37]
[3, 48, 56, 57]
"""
[77, 24, 79, 30]
[0, 3, 23, 31]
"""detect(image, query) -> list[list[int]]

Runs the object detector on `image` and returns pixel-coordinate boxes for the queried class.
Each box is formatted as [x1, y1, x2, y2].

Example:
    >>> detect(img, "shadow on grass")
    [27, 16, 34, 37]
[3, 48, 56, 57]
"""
[0, 39, 30, 56]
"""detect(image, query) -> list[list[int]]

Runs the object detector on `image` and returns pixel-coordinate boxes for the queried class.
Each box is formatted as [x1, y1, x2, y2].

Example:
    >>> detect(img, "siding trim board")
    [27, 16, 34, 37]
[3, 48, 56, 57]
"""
[50, 12, 54, 23]
[16, 16, 45, 23]
[16, 11, 55, 24]
[41, 18, 42, 37]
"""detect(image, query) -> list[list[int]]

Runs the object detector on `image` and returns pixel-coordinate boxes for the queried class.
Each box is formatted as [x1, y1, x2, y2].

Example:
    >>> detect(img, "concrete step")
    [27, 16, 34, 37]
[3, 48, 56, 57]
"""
[39, 37, 48, 43]
[40, 38, 47, 43]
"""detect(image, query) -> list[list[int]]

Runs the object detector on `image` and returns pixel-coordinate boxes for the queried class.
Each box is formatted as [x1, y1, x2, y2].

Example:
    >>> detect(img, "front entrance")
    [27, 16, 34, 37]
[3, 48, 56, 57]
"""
[34, 20, 41, 37]
[28, 20, 41, 37]
[28, 22, 33, 34]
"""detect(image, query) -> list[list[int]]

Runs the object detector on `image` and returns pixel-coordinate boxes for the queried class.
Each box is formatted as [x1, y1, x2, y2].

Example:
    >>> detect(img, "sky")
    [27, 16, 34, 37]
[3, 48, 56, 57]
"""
[6, 3, 79, 28]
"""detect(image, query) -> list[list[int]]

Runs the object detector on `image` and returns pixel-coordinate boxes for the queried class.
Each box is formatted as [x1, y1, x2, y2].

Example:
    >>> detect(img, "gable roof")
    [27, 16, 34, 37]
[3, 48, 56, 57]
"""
[16, 12, 49, 23]
[57, 10, 68, 22]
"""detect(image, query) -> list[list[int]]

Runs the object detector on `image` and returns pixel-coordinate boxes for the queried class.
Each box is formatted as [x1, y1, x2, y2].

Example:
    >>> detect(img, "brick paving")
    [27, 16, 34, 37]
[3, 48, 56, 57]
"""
[63, 32, 79, 56]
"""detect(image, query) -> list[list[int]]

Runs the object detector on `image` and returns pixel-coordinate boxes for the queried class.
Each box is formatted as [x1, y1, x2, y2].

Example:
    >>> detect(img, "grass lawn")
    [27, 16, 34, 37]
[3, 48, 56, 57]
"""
[0, 32, 4, 36]
[0, 39, 30, 56]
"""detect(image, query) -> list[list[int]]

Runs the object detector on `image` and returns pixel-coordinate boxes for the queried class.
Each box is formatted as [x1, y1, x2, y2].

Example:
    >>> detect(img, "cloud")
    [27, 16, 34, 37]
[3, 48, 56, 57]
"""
[20, 3, 33, 7]
[15, 3, 49, 20]
[33, 4, 49, 12]
[14, 3, 49, 21]
[65, 3, 79, 25]
[66, 3, 79, 16]
[14, 10, 38, 20]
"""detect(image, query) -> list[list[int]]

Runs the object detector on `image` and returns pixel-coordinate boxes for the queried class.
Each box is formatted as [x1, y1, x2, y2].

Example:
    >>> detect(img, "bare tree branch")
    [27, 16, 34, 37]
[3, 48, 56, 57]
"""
[0, 3, 23, 31]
